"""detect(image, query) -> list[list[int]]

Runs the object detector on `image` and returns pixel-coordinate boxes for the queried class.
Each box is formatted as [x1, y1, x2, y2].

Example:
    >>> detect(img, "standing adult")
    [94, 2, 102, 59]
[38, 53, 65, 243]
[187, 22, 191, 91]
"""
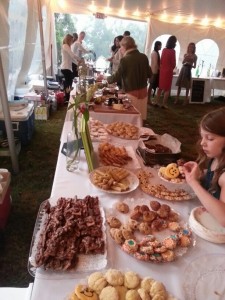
[108, 35, 123, 73]
[148, 41, 162, 104]
[154, 35, 177, 109]
[102, 36, 152, 121]
[175, 42, 197, 105]
[71, 33, 78, 78]
[60, 34, 80, 102]
[71, 31, 91, 77]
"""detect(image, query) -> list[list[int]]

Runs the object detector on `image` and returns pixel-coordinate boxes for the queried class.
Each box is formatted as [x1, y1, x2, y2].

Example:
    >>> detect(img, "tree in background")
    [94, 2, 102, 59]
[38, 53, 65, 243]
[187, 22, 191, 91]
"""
[55, 13, 77, 65]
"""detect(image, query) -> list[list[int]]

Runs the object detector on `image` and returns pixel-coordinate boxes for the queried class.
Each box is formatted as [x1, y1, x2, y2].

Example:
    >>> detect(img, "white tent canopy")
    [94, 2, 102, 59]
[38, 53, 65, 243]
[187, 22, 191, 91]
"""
[1, 0, 225, 100]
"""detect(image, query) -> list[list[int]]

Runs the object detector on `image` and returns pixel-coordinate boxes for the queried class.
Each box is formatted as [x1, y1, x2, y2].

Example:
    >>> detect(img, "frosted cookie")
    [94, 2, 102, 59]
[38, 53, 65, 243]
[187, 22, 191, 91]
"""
[125, 289, 141, 300]
[122, 239, 138, 254]
[141, 277, 155, 292]
[115, 285, 128, 300]
[88, 272, 107, 294]
[99, 286, 119, 300]
[134, 251, 149, 261]
[137, 288, 151, 300]
[162, 237, 177, 250]
[124, 271, 140, 289]
[161, 250, 175, 262]
[75, 284, 98, 300]
[105, 269, 124, 286]
[179, 235, 191, 247]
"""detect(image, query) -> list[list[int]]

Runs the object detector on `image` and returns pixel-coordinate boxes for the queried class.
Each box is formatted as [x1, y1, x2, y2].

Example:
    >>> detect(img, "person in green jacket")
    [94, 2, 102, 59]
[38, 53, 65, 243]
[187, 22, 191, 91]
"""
[100, 36, 152, 121]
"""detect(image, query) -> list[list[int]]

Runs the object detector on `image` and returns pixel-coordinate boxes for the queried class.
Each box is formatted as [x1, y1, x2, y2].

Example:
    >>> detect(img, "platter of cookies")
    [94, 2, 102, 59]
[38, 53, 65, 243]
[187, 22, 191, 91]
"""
[89, 166, 139, 194]
[28, 196, 107, 276]
[107, 198, 194, 263]
[67, 268, 175, 300]
[106, 122, 139, 140]
[158, 162, 186, 184]
[137, 169, 194, 201]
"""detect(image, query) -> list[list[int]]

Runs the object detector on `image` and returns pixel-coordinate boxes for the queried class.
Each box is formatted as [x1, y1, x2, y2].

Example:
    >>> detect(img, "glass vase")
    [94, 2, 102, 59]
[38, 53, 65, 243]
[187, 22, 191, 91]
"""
[66, 130, 81, 172]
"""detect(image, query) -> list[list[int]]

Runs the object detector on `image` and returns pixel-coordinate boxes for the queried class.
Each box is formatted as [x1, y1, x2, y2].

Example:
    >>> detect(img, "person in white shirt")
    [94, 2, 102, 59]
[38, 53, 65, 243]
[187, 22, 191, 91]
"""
[60, 34, 81, 102]
[71, 31, 91, 59]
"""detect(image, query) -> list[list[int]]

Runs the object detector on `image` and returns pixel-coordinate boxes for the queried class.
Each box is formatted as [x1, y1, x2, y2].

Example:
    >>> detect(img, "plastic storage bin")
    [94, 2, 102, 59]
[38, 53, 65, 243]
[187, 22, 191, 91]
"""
[0, 103, 35, 145]
[0, 170, 11, 229]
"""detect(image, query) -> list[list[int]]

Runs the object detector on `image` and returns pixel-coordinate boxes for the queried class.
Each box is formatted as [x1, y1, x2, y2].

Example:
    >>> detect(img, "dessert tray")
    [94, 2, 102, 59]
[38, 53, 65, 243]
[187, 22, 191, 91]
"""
[106, 122, 139, 140]
[106, 198, 194, 264]
[97, 142, 141, 169]
[89, 166, 139, 194]
[66, 268, 177, 300]
[183, 254, 225, 300]
[28, 196, 107, 277]
[189, 206, 225, 243]
[137, 168, 195, 201]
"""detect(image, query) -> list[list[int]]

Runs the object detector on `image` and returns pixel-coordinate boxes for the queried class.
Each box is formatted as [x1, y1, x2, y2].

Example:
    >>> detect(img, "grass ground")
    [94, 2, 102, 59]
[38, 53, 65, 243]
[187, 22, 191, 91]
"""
[0, 97, 224, 287]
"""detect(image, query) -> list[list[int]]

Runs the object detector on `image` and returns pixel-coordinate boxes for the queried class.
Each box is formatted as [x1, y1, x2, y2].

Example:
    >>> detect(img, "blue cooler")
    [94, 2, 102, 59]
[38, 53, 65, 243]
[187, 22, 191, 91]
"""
[0, 103, 35, 145]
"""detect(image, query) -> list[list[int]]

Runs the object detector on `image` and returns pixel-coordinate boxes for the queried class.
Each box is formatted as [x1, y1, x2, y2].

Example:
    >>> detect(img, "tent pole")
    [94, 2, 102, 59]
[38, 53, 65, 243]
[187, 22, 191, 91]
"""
[0, 52, 19, 174]
[37, 0, 48, 97]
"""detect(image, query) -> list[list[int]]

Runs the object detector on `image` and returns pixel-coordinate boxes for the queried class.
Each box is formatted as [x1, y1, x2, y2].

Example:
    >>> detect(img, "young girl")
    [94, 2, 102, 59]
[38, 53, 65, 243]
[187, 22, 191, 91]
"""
[183, 107, 225, 226]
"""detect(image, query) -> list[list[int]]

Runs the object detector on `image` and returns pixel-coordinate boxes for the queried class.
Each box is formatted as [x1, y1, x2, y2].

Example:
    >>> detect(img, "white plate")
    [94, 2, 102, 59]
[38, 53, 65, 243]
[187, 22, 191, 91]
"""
[158, 170, 186, 184]
[189, 206, 225, 243]
[89, 166, 139, 194]
[183, 254, 225, 300]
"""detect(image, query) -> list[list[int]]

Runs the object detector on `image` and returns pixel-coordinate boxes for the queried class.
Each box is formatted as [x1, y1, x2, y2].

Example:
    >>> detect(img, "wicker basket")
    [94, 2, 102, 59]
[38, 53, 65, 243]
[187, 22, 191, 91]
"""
[136, 135, 181, 166]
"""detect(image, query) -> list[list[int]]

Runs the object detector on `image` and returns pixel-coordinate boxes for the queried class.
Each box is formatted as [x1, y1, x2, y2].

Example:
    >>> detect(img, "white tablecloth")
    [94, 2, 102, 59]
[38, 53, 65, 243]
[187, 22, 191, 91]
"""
[30, 120, 225, 300]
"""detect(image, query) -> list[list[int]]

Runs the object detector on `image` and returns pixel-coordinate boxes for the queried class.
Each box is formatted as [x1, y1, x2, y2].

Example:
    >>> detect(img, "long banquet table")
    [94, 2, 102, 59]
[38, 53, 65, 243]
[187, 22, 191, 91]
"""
[30, 118, 225, 300]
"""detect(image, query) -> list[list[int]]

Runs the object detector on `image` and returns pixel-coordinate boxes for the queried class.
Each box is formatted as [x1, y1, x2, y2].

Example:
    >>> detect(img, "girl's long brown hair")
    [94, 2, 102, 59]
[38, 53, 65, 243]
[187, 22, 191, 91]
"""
[197, 107, 225, 192]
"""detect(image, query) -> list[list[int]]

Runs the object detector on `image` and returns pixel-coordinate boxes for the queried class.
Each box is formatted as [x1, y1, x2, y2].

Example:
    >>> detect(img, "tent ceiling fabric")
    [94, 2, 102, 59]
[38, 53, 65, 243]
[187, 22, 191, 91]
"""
[52, 0, 225, 23]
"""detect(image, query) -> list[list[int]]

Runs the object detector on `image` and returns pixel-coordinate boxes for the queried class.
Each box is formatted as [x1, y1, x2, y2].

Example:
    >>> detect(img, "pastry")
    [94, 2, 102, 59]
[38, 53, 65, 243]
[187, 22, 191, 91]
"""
[149, 201, 161, 211]
[128, 219, 139, 230]
[125, 289, 141, 300]
[110, 228, 124, 245]
[137, 288, 151, 300]
[139, 205, 150, 214]
[143, 211, 157, 222]
[161, 250, 175, 262]
[124, 271, 140, 289]
[179, 235, 191, 247]
[69, 293, 79, 300]
[88, 272, 107, 294]
[150, 281, 168, 299]
[122, 239, 138, 254]
[162, 237, 177, 250]
[99, 286, 119, 300]
[105, 269, 124, 286]
[107, 216, 122, 228]
[114, 285, 128, 300]
[164, 163, 180, 179]
[75, 284, 98, 300]
[122, 228, 135, 240]
[116, 202, 129, 214]
[134, 251, 150, 261]
[140, 277, 155, 292]
[168, 222, 180, 231]
[138, 222, 152, 235]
